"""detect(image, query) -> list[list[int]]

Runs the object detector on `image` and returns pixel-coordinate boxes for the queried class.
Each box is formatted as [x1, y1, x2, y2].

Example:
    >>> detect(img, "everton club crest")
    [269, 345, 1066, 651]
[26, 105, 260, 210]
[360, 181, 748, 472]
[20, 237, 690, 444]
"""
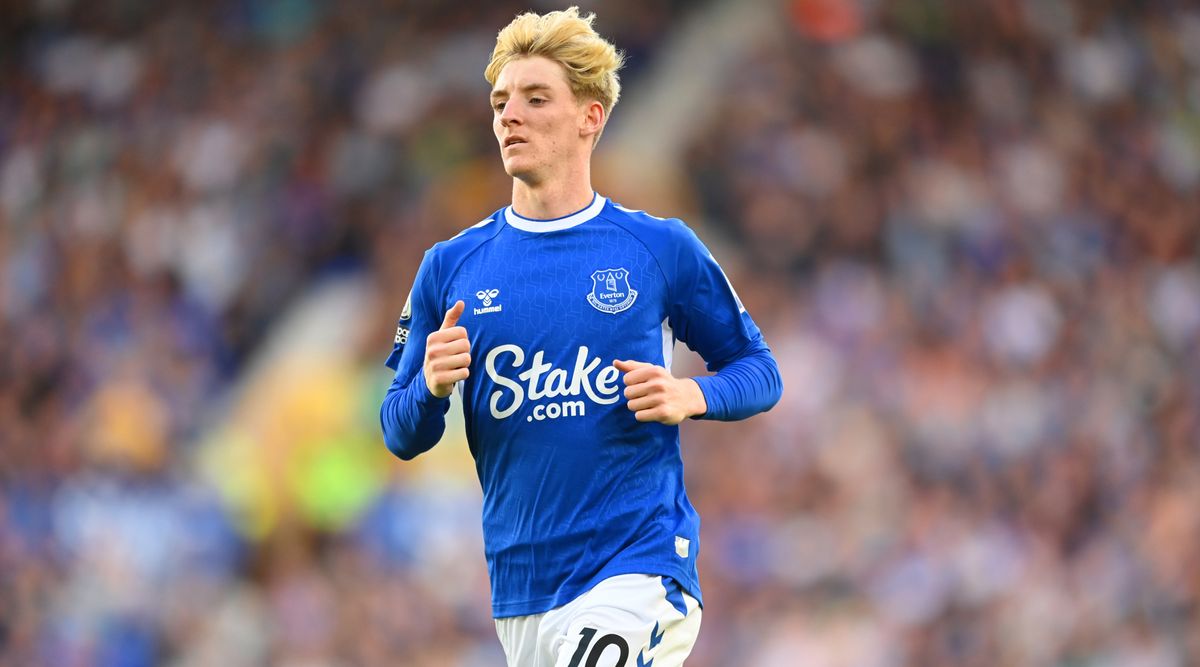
[587, 267, 638, 314]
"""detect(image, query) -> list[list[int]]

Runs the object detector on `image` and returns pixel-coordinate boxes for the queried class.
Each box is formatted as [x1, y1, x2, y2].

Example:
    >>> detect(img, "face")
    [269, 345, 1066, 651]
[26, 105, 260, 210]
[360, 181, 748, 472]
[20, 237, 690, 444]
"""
[490, 56, 600, 184]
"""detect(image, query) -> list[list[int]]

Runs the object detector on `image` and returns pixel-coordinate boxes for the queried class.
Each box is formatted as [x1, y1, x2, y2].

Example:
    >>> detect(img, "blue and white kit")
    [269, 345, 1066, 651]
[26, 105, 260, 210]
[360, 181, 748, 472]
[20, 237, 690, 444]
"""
[380, 194, 782, 619]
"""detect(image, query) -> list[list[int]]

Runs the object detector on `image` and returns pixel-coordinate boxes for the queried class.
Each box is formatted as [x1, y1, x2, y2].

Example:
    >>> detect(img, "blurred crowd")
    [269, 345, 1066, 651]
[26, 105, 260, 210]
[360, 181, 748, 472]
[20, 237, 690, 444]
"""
[0, 0, 1197, 666]
[681, 0, 1199, 665]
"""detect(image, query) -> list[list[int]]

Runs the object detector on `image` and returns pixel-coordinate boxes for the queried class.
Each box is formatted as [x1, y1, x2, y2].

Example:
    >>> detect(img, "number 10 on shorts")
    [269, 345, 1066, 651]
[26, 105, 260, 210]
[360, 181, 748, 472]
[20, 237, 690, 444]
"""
[566, 627, 631, 667]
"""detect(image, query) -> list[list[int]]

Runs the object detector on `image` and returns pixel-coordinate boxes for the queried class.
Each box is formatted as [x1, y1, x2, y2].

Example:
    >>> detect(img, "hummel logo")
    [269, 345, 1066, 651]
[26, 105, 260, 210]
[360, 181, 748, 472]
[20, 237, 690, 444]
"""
[637, 622, 665, 667]
[473, 288, 502, 315]
[476, 288, 499, 306]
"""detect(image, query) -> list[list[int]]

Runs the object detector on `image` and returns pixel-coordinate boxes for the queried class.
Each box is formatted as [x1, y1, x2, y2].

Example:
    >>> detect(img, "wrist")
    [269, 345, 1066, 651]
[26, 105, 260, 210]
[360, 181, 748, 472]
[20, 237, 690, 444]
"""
[419, 371, 451, 402]
[685, 378, 708, 419]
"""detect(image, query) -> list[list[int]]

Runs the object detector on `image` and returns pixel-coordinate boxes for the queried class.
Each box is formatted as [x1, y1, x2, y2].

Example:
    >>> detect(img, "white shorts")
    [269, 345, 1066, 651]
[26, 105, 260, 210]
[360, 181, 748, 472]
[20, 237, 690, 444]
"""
[494, 574, 702, 667]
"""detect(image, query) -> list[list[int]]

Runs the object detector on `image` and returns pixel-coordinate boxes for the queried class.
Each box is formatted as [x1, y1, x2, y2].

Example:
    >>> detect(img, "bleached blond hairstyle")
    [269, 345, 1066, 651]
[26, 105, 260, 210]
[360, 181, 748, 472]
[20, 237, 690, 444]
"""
[485, 7, 625, 136]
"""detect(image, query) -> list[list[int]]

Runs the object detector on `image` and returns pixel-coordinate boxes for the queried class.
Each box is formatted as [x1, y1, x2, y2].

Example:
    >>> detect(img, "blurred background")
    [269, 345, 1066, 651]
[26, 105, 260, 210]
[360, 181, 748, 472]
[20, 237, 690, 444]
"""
[1, 0, 1198, 665]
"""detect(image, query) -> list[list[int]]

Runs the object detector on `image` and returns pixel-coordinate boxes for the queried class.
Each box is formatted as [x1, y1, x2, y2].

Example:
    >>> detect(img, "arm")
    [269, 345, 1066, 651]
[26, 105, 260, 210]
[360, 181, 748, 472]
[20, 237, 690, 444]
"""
[381, 365, 452, 460]
[616, 222, 782, 424]
[689, 345, 781, 421]
[379, 251, 470, 460]
[615, 342, 781, 424]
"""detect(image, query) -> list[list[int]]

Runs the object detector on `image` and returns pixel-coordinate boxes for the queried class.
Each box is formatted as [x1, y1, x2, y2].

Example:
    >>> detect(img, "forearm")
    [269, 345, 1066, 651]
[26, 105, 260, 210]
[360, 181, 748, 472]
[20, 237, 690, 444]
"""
[380, 371, 452, 460]
[691, 348, 782, 421]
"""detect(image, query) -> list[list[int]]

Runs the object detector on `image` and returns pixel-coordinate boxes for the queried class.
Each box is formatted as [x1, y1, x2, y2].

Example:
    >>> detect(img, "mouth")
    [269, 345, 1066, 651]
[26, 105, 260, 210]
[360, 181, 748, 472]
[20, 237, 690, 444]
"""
[503, 136, 526, 148]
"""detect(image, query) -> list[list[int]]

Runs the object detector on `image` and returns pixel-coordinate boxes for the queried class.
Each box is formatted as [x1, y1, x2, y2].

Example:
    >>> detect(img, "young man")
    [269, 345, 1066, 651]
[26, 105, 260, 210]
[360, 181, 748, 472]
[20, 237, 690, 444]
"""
[380, 7, 782, 666]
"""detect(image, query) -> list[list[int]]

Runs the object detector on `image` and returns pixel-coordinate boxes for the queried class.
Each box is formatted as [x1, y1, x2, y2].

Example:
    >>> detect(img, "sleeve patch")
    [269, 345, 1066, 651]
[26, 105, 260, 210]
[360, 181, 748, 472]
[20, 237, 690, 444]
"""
[400, 293, 412, 321]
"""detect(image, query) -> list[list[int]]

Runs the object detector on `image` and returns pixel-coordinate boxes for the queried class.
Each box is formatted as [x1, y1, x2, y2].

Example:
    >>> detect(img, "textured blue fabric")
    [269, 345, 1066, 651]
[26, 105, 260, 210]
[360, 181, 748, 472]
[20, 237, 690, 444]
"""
[380, 196, 781, 617]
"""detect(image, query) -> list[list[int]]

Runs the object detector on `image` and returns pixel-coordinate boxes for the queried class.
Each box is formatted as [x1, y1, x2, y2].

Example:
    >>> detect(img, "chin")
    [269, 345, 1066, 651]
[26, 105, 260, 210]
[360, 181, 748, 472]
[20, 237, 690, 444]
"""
[503, 158, 537, 181]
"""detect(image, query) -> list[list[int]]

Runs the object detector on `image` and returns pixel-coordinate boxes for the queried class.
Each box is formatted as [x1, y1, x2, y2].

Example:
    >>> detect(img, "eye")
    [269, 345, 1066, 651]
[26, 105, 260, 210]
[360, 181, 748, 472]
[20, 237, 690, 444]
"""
[529, 97, 546, 105]
[493, 100, 506, 112]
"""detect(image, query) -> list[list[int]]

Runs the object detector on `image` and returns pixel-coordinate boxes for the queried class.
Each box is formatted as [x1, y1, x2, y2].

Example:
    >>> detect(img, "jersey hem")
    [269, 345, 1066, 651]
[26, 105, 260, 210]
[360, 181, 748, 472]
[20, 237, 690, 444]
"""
[490, 561, 703, 619]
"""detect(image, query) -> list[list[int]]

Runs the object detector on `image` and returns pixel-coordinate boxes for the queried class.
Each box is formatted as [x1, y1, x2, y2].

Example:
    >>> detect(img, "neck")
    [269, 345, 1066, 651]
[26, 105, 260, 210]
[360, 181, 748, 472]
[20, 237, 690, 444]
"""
[511, 164, 594, 220]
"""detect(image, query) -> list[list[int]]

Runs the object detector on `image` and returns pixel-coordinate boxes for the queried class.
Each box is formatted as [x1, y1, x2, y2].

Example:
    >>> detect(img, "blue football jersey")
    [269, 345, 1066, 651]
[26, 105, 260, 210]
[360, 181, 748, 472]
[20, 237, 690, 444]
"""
[381, 194, 777, 618]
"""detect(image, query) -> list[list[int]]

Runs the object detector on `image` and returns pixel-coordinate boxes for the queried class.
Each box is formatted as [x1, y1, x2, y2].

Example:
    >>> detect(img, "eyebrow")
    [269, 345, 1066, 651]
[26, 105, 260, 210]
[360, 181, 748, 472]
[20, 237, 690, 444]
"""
[490, 83, 554, 101]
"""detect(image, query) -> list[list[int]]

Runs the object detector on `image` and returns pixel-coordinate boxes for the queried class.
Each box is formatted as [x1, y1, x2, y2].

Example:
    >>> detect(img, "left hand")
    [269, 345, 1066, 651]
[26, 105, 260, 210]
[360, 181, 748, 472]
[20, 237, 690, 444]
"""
[613, 359, 708, 425]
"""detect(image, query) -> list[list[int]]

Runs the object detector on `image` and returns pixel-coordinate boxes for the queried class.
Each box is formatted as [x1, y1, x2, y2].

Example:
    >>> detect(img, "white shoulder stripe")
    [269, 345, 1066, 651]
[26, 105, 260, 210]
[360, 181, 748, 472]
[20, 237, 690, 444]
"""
[449, 216, 496, 240]
[614, 204, 665, 220]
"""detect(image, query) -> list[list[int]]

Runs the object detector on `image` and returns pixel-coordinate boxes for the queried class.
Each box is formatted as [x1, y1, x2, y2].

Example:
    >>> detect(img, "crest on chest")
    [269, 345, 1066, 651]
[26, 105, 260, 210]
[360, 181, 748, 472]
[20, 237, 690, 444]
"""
[587, 268, 638, 314]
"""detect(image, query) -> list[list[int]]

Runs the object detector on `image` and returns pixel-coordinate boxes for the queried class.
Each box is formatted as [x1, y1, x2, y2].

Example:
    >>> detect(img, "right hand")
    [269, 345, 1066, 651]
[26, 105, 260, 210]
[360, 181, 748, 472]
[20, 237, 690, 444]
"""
[423, 300, 471, 398]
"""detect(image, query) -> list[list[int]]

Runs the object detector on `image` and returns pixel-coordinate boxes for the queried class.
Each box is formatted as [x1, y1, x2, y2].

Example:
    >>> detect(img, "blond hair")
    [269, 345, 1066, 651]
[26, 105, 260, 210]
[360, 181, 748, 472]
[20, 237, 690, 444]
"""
[485, 7, 625, 125]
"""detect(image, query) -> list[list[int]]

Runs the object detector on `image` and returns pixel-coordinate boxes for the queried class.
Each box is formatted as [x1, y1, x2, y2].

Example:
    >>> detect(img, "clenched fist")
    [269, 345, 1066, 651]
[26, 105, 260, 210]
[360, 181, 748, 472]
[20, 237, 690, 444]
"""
[424, 301, 471, 398]
[613, 359, 707, 425]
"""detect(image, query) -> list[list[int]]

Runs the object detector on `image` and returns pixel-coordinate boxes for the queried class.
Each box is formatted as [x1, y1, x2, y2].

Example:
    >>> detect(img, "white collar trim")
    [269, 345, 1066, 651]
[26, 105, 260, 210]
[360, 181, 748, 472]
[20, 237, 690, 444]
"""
[504, 193, 606, 232]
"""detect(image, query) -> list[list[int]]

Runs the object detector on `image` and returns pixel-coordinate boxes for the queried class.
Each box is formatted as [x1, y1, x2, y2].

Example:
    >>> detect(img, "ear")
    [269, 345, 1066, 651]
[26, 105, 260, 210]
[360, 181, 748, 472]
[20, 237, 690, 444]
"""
[579, 100, 605, 141]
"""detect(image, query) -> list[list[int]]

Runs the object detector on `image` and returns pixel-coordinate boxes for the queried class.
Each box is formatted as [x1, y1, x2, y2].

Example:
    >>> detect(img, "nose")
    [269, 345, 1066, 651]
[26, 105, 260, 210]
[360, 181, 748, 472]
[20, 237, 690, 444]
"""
[500, 100, 521, 126]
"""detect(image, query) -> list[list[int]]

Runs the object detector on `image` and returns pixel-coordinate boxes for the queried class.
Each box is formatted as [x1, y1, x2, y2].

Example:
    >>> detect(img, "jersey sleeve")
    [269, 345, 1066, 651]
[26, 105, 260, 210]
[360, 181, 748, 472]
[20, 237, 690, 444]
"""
[666, 224, 782, 421]
[379, 248, 452, 459]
